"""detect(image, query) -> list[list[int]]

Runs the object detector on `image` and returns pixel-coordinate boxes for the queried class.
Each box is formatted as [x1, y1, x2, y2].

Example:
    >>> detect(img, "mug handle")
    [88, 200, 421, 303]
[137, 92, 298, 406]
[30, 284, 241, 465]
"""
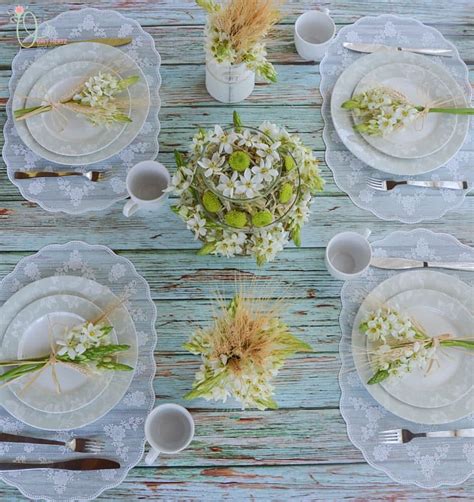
[123, 199, 139, 217]
[145, 447, 160, 465]
[320, 7, 330, 14]
[362, 228, 371, 239]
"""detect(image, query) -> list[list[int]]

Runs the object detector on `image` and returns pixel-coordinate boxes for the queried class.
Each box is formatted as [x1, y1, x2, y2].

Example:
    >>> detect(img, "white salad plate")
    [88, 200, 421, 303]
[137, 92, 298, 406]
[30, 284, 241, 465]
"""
[25, 61, 130, 157]
[0, 276, 138, 430]
[331, 51, 469, 175]
[12, 42, 150, 166]
[352, 270, 474, 424]
[353, 63, 457, 159]
[1, 295, 116, 415]
[375, 289, 473, 409]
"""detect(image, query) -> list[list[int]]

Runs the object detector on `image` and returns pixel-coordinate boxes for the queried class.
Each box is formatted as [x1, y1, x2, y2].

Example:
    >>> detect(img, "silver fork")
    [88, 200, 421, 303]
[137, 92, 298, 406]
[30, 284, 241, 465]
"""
[367, 177, 468, 191]
[0, 432, 104, 453]
[379, 428, 474, 444]
[14, 170, 113, 182]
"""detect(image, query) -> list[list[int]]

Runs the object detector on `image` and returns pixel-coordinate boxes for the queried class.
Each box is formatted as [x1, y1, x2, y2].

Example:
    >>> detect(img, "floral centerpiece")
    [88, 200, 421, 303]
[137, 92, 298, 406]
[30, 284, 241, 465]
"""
[197, 0, 281, 102]
[183, 290, 312, 410]
[168, 112, 324, 265]
[360, 307, 474, 384]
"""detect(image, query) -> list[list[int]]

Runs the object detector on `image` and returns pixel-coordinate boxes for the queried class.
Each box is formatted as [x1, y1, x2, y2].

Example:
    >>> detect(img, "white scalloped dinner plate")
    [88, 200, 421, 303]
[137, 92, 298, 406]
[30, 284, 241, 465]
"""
[352, 270, 474, 424]
[374, 289, 473, 408]
[353, 63, 457, 159]
[12, 42, 150, 165]
[0, 276, 137, 430]
[2, 295, 116, 415]
[25, 61, 129, 157]
[331, 51, 469, 175]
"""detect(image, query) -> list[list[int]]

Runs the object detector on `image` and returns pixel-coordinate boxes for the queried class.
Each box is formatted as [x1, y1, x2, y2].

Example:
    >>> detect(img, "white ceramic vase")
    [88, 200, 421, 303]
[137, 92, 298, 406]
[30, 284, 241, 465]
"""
[205, 59, 255, 103]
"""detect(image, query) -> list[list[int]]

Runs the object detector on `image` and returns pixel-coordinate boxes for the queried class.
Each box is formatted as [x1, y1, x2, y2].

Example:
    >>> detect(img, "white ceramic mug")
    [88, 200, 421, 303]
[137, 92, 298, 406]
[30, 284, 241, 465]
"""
[123, 160, 170, 217]
[325, 229, 372, 281]
[144, 403, 195, 465]
[294, 9, 336, 62]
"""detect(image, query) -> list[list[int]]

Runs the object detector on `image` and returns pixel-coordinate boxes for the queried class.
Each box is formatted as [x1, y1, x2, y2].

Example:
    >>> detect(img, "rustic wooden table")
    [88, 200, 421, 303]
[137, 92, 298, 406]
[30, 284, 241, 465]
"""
[0, 0, 473, 499]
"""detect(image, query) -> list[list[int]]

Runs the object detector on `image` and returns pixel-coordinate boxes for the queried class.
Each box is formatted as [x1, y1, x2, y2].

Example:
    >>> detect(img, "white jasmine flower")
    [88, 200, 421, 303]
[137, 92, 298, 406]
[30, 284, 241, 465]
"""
[186, 213, 208, 239]
[197, 152, 225, 178]
[255, 140, 281, 162]
[217, 171, 239, 198]
[251, 158, 279, 183]
[235, 169, 264, 198]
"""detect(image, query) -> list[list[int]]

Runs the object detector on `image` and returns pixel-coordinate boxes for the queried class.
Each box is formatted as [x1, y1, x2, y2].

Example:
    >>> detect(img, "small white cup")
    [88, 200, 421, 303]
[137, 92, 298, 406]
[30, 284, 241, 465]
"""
[144, 403, 195, 465]
[294, 9, 336, 62]
[123, 160, 170, 217]
[325, 229, 372, 281]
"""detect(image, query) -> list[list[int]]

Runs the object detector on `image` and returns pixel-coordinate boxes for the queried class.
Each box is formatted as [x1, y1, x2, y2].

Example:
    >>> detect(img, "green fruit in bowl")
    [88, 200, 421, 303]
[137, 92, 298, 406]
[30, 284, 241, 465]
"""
[279, 183, 293, 204]
[203, 191, 222, 213]
[252, 210, 273, 227]
[225, 210, 248, 228]
[229, 151, 251, 172]
[284, 154, 296, 172]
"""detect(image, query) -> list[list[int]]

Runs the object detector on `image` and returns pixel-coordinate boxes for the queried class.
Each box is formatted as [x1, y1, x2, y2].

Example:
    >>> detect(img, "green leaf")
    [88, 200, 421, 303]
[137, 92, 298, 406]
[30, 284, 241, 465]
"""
[341, 99, 359, 110]
[196, 0, 220, 13]
[291, 226, 301, 247]
[174, 150, 186, 168]
[255, 396, 278, 410]
[441, 339, 474, 350]
[100, 325, 113, 335]
[227, 296, 239, 317]
[233, 111, 243, 131]
[97, 361, 134, 371]
[184, 371, 227, 400]
[197, 242, 216, 256]
[117, 75, 140, 91]
[170, 205, 180, 215]
[0, 363, 47, 384]
[367, 369, 389, 385]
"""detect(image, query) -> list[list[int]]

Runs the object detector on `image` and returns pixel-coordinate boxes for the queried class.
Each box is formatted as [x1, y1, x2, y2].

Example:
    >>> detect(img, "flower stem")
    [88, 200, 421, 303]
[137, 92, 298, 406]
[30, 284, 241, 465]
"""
[415, 106, 474, 115]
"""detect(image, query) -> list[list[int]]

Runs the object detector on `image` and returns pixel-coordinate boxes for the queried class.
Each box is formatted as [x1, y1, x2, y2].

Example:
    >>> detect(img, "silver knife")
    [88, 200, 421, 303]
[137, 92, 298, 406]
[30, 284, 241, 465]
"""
[343, 42, 453, 57]
[371, 257, 474, 272]
[0, 458, 120, 471]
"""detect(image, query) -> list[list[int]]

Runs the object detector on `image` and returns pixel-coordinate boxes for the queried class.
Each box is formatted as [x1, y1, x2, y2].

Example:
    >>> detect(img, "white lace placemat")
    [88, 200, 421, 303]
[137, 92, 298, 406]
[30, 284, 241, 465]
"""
[339, 229, 474, 488]
[3, 8, 161, 214]
[320, 15, 473, 223]
[0, 241, 157, 501]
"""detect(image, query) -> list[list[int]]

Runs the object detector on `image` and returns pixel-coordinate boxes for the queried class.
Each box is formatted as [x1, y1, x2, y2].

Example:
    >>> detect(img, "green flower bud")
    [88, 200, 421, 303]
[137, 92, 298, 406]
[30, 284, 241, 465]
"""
[278, 182, 293, 204]
[252, 210, 273, 227]
[229, 151, 251, 172]
[202, 190, 222, 213]
[224, 210, 248, 228]
[284, 155, 296, 172]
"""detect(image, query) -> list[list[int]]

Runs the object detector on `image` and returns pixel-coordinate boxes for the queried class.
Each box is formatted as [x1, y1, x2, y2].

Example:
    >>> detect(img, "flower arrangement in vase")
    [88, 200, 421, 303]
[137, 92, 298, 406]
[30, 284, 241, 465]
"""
[197, 0, 281, 103]
[168, 111, 324, 265]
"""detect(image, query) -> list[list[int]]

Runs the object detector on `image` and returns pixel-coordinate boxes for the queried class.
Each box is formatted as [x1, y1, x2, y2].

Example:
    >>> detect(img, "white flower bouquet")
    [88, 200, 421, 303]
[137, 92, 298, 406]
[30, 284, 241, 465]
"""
[183, 292, 312, 410]
[168, 112, 324, 265]
[0, 320, 133, 389]
[360, 307, 474, 384]
[197, 0, 281, 82]
[342, 86, 474, 136]
[14, 72, 139, 126]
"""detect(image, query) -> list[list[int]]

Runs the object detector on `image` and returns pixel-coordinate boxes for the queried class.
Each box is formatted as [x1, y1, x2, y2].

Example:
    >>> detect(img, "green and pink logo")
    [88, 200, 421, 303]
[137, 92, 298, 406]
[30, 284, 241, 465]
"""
[10, 5, 39, 48]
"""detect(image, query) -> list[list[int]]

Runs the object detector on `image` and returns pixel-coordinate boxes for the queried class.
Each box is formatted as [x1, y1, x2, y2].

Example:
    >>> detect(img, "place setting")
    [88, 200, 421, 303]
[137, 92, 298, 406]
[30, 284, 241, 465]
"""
[319, 14, 473, 223]
[0, 241, 158, 499]
[326, 227, 474, 488]
[3, 8, 161, 214]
